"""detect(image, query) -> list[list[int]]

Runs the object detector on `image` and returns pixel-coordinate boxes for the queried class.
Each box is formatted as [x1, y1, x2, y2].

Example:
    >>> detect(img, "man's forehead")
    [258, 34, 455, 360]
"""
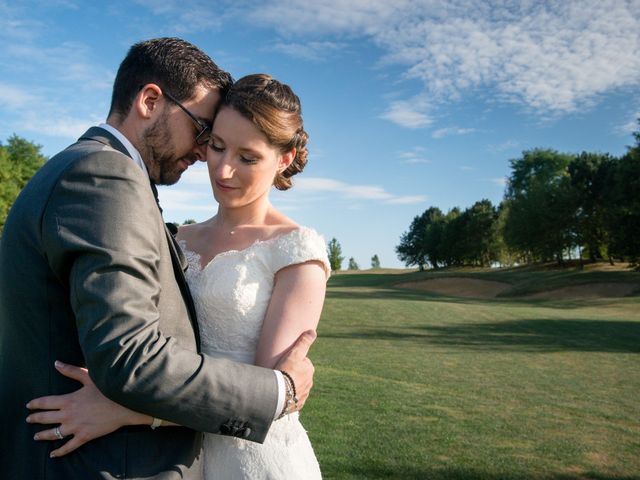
[187, 86, 221, 120]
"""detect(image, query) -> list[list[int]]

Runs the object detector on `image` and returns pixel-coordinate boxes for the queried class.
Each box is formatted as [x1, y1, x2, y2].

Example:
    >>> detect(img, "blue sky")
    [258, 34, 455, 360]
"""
[1, 1, 639, 268]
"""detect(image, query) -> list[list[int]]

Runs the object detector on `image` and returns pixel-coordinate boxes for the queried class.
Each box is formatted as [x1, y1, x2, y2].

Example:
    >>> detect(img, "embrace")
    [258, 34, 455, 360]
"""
[0, 37, 329, 479]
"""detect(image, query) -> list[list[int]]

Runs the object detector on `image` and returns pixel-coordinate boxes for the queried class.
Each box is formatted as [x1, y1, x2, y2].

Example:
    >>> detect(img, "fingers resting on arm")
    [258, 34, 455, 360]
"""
[26, 361, 153, 458]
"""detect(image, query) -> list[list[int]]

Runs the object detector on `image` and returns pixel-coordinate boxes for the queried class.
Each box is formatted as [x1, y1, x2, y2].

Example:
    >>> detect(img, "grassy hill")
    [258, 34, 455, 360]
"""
[305, 265, 640, 479]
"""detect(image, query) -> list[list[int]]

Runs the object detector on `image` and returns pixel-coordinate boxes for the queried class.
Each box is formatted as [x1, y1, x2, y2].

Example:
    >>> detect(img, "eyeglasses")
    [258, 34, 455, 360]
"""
[163, 91, 212, 146]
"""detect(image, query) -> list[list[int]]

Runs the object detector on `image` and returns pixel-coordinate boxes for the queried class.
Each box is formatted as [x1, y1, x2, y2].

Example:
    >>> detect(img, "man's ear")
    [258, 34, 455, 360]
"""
[134, 84, 163, 120]
[279, 148, 296, 173]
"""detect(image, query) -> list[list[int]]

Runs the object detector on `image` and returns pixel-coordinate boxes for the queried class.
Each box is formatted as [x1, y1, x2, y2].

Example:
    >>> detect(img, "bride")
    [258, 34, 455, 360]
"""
[27, 73, 329, 479]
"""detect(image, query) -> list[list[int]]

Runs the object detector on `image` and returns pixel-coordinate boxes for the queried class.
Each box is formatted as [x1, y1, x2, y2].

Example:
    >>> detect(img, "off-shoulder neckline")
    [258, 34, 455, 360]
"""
[178, 227, 316, 272]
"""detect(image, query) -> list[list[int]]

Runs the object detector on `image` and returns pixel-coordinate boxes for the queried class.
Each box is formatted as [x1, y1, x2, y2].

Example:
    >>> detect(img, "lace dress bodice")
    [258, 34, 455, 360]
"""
[179, 227, 329, 479]
[181, 227, 330, 364]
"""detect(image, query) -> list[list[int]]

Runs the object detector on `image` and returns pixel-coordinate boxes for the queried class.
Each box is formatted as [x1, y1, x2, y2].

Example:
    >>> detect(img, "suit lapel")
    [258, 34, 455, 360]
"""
[78, 127, 202, 350]
[163, 223, 201, 351]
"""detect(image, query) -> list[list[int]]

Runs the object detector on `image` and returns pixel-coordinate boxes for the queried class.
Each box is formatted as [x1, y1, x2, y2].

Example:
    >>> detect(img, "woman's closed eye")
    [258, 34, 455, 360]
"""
[240, 155, 258, 165]
[208, 141, 224, 152]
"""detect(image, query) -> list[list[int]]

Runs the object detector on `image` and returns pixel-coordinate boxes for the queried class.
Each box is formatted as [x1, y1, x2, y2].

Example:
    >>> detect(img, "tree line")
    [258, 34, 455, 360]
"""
[396, 122, 640, 269]
[0, 135, 48, 234]
[326, 237, 381, 272]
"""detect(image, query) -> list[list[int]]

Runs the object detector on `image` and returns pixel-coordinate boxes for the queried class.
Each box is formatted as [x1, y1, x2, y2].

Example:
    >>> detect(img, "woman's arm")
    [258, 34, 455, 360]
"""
[255, 260, 327, 369]
[27, 259, 326, 456]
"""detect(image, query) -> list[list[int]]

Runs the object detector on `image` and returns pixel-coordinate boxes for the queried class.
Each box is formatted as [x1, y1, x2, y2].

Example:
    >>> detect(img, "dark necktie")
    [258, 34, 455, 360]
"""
[150, 180, 188, 272]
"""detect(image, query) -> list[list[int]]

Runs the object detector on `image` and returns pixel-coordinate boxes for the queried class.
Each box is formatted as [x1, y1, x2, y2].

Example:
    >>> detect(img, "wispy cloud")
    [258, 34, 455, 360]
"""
[131, 0, 228, 31]
[246, 0, 640, 119]
[488, 139, 521, 153]
[398, 147, 430, 164]
[295, 177, 427, 204]
[0, 82, 102, 140]
[616, 112, 640, 137]
[380, 98, 432, 129]
[432, 127, 476, 139]
[157, 188, 215, 214]
[270, 41, 345, 61]
[22, 113, 97, 138]
[0, 83, 36, 109]
[2, 41, 114, 91]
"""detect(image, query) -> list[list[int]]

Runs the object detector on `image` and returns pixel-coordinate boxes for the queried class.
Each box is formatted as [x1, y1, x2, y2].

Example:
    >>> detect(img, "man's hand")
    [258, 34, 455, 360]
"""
[274, 330, 316, 413]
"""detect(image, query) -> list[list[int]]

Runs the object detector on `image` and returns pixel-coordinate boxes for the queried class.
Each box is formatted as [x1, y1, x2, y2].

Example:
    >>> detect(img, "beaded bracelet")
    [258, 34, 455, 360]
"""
[280, 371, 297, 401]
[277, 370, 299, 419]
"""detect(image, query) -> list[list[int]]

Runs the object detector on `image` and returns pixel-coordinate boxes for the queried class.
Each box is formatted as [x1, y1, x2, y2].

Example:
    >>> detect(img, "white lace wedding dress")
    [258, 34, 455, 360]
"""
[180, 227, 330, 480]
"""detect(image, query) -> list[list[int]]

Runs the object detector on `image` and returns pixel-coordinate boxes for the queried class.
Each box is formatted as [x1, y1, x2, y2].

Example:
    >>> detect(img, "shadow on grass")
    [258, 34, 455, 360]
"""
[326, 287, 639, 310]
[322, 319, 640, 353]
[323, 463, 640, 480]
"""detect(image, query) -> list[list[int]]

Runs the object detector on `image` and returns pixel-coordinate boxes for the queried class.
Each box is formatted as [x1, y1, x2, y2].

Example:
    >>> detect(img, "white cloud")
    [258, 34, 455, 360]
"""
[0, 82, 103, 140]
[617, 112, 640, 137]
[432, 127, 476, 139]
[247, 0, 406, 35]
[0, 83, 36, 108]
[488, 177, 507, 187]
[26, 115, 95, 138]
[177, 163, 213, 186]
[295, 176, 426, 204]
[398, 147, 430, 164]
[4, 42, 113, 90]
[380, 98, 432, 129]
[157, 188, 215, 214]
[271, 41, 345, 61]
[132, 0, 228, 31]
[245, 0, 640, 117]
[386, 195, 428, 205]
[488, 139, 521, 153]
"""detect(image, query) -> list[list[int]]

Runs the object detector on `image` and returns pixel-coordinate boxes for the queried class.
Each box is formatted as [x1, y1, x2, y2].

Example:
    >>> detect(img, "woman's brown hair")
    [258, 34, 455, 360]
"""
[221, 74, 308, 190]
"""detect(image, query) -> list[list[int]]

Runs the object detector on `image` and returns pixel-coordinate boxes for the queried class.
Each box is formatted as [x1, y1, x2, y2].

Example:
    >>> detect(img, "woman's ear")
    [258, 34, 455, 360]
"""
[134, 84, 163, 120]
[279, 148, 296, 173]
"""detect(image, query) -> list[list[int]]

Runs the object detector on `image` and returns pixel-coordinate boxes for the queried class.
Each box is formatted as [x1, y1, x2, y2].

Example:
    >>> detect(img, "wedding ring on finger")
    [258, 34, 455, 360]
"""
[54, 426, 64, 440]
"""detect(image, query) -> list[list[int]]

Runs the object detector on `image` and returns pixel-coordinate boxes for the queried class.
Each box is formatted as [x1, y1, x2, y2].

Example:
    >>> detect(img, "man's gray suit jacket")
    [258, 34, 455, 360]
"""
[0, 127, 278, 479]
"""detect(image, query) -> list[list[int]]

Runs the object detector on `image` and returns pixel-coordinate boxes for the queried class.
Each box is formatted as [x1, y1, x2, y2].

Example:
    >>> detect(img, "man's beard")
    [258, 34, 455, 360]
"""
[143, 115, 185, 186]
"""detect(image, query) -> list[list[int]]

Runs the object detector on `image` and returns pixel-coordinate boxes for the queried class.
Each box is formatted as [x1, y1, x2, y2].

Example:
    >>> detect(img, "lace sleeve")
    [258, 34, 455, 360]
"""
[267, 227, 331, 280]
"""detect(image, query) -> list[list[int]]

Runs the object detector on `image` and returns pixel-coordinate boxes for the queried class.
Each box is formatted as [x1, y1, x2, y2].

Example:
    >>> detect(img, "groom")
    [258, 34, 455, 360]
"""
[0, 38, 315, 479]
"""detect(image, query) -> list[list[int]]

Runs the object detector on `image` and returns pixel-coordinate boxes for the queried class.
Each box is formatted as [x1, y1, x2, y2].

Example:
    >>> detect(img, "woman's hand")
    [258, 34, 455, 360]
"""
[26, 361, 152, 458]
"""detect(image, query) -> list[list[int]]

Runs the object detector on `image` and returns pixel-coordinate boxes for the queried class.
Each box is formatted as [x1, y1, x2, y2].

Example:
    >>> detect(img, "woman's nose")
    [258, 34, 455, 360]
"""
[211, 155, 234, 178]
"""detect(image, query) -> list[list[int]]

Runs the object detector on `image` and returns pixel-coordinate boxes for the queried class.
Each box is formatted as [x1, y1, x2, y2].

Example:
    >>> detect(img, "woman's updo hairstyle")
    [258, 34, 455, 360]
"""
[221, 73, 308, 190]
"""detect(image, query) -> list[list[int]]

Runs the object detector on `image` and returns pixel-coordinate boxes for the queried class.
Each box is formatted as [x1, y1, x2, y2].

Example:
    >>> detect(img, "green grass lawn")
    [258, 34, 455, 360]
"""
[303, 266, 640, 479]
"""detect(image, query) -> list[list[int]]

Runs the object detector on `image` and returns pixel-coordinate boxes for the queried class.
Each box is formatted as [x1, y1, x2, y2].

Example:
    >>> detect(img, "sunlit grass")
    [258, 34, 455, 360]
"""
[303, 267, 640, 479]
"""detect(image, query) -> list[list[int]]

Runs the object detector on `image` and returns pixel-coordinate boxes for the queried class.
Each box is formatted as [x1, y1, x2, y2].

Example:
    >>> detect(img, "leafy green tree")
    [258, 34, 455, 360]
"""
[493, 201, 519, 266]
[0, 135, 47, 234]
[396, 213, 428, 270]
[327, 237, 344, 272]
[182, 219, 197, 225]
[503, 148, 576, 263]
[460, 199, 500, 267]
[347, 257, 359, 270]
[421, 207, 447, 268]
[370, 254, 381, 269]
[605, 123, 640, 265]
[439, 207, 462, 267]
[568, 152, 614, 262]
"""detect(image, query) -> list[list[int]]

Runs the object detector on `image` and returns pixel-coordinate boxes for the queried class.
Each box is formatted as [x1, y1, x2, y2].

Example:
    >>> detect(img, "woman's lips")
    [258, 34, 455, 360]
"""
[215, 181, 235, 191]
